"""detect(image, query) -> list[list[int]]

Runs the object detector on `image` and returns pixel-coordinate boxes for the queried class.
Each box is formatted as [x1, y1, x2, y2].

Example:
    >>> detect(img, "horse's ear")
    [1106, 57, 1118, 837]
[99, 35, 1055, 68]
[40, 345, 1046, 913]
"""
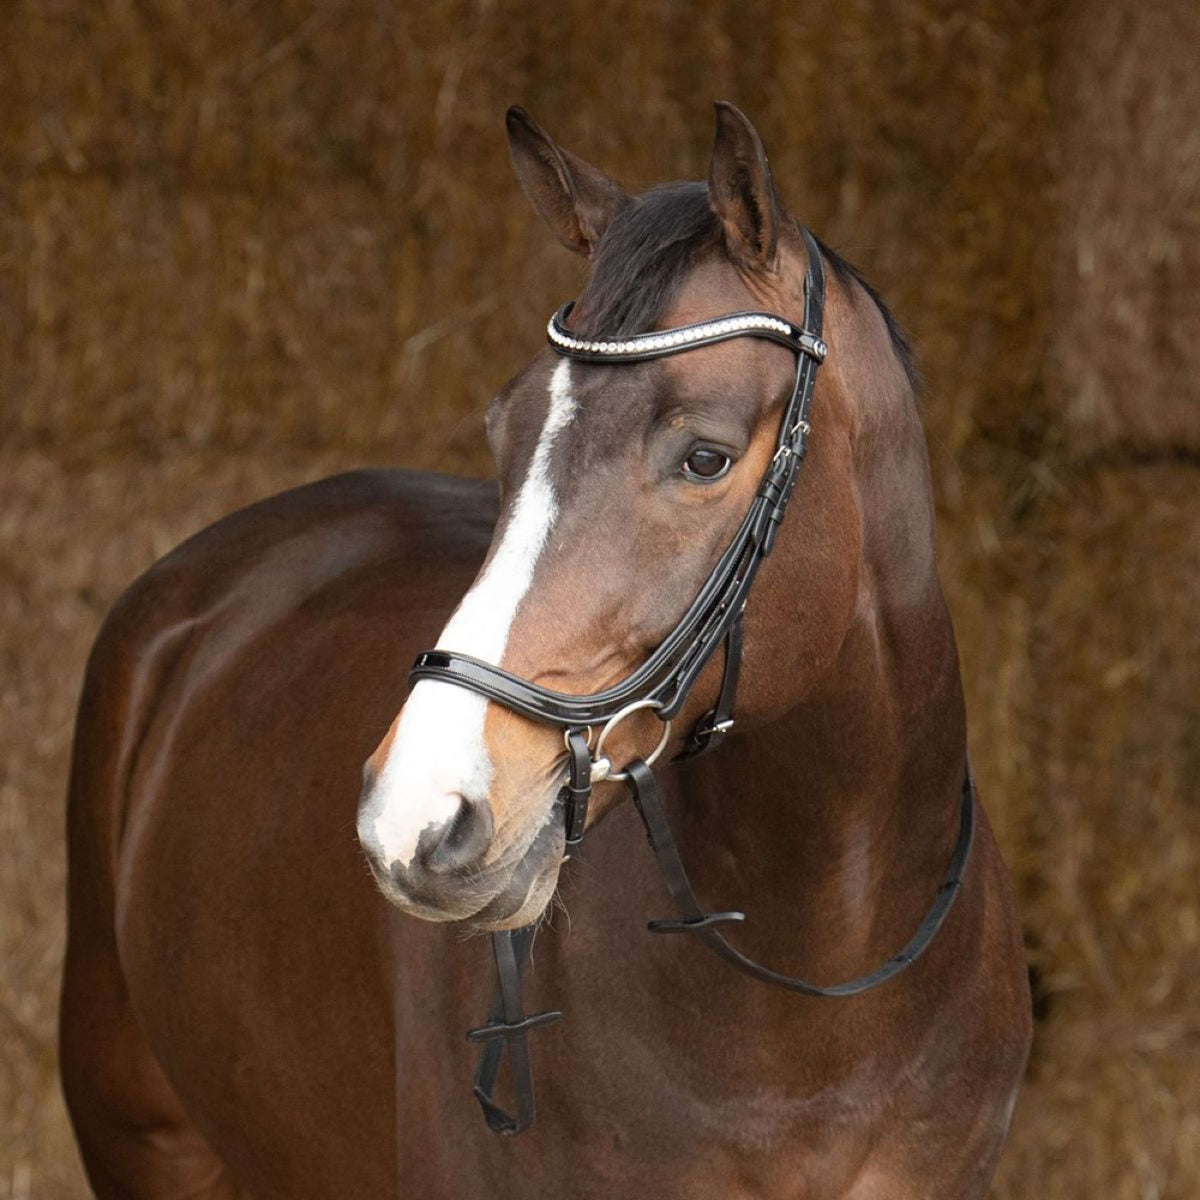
[708, 101, 784, 272]
[506, 106, 630, 257]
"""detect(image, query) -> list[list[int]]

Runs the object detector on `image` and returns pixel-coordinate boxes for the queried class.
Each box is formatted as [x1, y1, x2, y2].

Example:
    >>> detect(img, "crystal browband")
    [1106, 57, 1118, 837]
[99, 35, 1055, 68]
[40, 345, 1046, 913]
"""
[547, 302, 827, 364]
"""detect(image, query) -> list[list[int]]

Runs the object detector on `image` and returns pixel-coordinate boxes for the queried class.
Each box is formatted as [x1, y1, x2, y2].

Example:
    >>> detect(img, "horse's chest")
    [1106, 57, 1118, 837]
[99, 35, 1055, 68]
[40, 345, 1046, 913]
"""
[515, 1006, 891, 1199]
[506, 1091, 885, 1200]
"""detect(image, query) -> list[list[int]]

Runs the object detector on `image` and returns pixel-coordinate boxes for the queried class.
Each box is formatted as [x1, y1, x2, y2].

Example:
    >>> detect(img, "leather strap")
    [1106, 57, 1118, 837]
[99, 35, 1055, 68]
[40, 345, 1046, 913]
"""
[626, 758, 977, 997]
[466, 928, 562, 1135]
[560, 729, 593, 845]
[681, 606, 745, 758]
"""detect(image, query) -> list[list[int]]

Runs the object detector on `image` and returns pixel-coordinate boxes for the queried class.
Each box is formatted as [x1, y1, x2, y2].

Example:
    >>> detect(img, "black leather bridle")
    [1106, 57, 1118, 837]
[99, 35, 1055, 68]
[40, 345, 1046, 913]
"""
[408, 228, 976, 1135]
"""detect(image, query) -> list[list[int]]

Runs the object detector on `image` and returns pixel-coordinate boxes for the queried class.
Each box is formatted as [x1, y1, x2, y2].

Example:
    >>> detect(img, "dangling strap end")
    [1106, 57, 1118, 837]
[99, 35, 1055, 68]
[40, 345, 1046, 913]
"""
[471, 1086, 523, 1137]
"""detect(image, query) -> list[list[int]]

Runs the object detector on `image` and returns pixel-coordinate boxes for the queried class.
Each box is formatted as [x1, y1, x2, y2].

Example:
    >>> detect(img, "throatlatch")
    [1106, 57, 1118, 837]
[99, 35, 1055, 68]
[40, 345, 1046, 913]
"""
[408, 229, 976, 1135]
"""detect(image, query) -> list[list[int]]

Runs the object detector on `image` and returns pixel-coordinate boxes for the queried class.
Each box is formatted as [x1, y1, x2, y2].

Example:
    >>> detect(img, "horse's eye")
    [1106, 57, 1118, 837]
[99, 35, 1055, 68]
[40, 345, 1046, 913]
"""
[681, 447, 732, 482]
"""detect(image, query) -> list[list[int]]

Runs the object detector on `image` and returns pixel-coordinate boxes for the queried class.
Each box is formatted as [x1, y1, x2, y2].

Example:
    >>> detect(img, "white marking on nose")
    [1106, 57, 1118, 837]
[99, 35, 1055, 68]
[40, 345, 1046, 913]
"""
[364, 360, 576, 869]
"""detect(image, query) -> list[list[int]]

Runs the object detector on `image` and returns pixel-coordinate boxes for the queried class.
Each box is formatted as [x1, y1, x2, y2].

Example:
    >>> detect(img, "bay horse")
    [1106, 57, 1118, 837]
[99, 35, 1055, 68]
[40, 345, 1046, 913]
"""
[61, 103, 1031, 1198]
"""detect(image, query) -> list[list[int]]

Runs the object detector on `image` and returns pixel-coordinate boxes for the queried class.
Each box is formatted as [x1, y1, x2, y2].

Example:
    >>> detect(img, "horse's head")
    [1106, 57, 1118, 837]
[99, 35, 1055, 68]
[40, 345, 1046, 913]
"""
[358, 103, 921, 928]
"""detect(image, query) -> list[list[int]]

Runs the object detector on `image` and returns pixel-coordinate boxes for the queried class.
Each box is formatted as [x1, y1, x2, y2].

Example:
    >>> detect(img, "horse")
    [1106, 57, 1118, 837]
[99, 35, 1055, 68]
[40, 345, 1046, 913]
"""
[61, 102, 1031, 1198]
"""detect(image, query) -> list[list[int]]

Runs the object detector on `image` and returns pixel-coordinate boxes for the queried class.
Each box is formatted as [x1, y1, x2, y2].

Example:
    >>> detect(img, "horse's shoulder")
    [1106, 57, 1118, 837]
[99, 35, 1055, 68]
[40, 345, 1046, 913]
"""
[86, 467, 497, 696]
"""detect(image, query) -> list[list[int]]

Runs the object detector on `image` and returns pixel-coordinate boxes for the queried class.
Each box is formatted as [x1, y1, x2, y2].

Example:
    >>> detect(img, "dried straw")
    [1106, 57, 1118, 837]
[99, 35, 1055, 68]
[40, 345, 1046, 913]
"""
[2, 1, 1198, 1195]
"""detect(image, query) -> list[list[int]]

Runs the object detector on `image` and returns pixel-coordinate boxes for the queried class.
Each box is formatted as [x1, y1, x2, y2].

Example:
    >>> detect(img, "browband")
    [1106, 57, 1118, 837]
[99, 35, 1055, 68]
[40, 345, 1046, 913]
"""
[547, 303, 827, 364]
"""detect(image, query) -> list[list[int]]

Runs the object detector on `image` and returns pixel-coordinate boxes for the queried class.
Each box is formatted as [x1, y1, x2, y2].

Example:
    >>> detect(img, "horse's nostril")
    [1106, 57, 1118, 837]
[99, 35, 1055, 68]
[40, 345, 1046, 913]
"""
[413, 795, 494, 874]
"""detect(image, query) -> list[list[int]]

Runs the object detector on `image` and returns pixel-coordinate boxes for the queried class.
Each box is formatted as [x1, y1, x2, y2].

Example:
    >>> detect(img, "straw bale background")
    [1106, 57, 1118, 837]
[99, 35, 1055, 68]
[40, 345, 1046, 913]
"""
[2, 1, 1198, 1196]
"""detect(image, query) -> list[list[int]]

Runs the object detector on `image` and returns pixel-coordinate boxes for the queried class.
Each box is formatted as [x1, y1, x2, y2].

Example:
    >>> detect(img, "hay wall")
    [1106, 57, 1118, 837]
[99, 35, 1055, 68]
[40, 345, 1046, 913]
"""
[2, 2, 1198, 1196]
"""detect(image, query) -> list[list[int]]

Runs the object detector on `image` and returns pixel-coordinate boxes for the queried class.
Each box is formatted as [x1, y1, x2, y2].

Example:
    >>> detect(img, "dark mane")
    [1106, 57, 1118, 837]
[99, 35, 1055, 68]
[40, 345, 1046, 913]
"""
[816, 238, 920, 394]
[572, 181, 919, 394]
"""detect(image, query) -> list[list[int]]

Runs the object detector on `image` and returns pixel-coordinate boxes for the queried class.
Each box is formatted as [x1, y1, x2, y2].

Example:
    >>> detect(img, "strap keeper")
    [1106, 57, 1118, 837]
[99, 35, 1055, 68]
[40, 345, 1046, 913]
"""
[560, 728, 593, 845]
[560, 780, 591, 845]
[466, 1009, 564, 1043]
[647, 911, 745, 935]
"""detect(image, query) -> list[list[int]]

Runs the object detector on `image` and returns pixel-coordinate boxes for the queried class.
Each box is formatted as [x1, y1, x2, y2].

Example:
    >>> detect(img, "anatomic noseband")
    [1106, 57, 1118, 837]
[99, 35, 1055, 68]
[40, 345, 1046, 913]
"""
[408, 228, 975, 1136]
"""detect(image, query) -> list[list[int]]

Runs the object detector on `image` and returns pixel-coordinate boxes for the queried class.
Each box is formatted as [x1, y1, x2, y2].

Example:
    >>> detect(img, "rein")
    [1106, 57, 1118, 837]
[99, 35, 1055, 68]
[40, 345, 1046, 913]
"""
[406, 228, 976, 1135]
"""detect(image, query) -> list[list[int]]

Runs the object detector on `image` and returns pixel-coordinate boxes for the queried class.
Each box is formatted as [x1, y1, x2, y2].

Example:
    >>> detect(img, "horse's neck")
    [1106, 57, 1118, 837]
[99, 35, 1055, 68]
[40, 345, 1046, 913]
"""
[670, 581, 966, 980]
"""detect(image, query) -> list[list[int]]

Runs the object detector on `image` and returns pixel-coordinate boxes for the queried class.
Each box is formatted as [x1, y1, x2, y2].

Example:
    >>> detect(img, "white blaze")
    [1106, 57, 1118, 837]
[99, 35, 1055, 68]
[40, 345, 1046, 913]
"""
[362, 360, 576, 868]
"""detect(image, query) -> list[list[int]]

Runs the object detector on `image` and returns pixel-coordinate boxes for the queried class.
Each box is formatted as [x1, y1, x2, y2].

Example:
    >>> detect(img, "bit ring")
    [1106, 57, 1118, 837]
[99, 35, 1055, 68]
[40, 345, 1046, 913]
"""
[592, 700, 672, 783]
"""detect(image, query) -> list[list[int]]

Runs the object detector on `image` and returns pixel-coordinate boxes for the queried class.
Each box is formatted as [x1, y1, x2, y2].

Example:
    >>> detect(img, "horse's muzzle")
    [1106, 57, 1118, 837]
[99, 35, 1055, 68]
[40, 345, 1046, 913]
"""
[357, 774, 563, 928]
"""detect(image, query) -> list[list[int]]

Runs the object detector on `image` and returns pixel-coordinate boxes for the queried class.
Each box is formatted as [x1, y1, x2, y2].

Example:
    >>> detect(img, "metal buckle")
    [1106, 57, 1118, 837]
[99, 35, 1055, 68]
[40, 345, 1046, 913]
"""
[771, 419, 810, 468]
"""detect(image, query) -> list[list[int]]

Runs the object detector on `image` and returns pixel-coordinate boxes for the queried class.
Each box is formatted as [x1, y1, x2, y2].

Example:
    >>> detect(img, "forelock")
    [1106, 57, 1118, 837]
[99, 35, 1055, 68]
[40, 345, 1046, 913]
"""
[569, 182, 722, 339]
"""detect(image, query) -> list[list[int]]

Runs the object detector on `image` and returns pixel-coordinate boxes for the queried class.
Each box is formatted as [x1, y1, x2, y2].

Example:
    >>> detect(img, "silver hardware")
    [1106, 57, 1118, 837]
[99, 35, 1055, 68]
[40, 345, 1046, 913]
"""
[592, 699, 672, 783]
[589, 755, 613, 783]
[773, 419, 811, 464]
[711, 718, 735, 734]
[563, 725, 595, 751]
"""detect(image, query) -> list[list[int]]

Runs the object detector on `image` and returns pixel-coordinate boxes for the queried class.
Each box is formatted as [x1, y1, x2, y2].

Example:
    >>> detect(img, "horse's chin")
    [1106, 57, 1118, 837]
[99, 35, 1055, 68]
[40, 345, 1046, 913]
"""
[371, 808, 565, 930]
[467, 817, 565, 932]
[468, 866, 560, 932]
